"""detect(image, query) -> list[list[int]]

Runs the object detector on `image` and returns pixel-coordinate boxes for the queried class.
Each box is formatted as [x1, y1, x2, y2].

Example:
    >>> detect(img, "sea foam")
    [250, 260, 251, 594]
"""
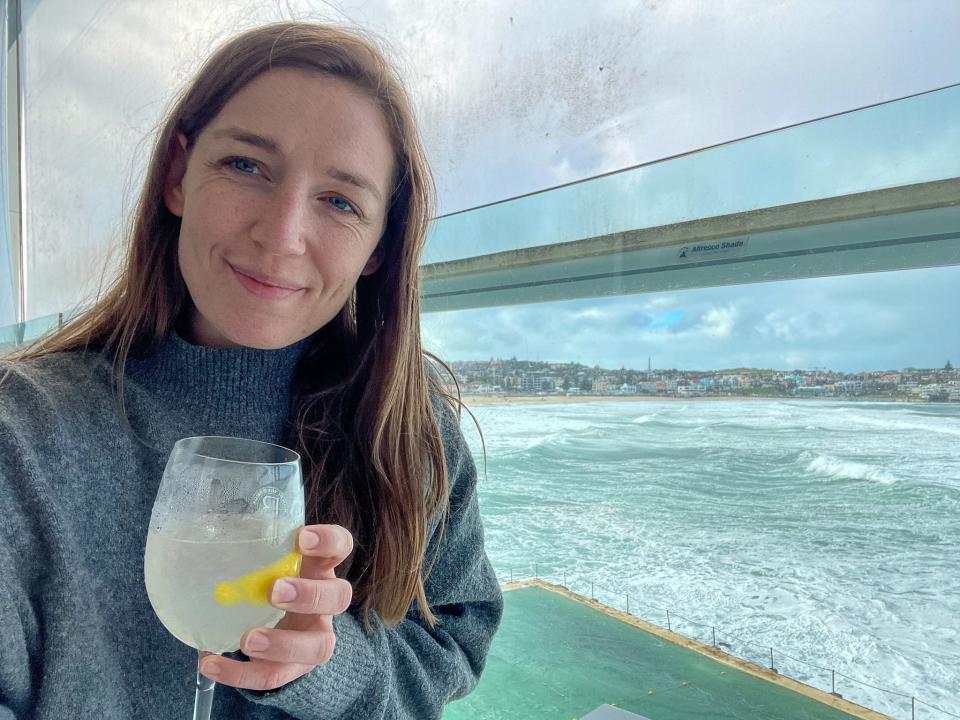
[805, 454, 898, 484]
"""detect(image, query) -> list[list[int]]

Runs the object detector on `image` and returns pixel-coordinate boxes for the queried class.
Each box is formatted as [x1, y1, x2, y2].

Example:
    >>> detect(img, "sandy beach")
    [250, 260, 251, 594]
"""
[460, 394, 788, 407]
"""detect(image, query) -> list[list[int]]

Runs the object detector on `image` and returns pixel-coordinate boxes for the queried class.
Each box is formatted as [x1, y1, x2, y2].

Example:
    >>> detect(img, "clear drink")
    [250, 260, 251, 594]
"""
[146, 436, 304, 719]
[145, 512, 299, 653]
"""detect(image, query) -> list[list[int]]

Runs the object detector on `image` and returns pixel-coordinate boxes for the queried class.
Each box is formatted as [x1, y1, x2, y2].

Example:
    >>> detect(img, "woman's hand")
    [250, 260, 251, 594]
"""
[200, 525, 354, 691]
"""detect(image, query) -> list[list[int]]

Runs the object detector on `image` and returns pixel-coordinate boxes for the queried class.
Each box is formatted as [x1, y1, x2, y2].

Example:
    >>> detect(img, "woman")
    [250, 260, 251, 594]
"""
[0, 22, 502, 719]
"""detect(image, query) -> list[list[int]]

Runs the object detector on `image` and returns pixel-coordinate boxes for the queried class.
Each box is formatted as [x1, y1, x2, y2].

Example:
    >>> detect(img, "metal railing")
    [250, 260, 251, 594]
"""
[499, 564, 959, 720]
[0, 311, 68, 353]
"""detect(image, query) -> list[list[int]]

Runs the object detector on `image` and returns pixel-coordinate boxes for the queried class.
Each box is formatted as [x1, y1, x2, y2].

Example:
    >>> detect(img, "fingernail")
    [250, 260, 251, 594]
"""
[273, 579, 296, 604]
[202, 660, 221, 678]
[300, 530, 320, 549]
[245, 631, 269, 653]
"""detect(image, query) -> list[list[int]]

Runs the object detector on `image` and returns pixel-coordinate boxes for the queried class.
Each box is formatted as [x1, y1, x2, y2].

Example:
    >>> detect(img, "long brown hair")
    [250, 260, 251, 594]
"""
[13, 22, 454, 628]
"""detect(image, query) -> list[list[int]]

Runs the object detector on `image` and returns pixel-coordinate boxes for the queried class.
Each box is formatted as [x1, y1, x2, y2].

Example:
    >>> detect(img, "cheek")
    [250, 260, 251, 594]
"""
[176, 212, 227, 307]
[308, 226, 373, 277]
[176, 231, 196, 283]
[327, 247, 374, 295]
[177, 221, 206, 286]
[178, 198, 239, 274]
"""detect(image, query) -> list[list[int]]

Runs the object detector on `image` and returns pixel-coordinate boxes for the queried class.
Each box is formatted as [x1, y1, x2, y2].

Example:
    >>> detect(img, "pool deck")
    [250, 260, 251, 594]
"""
[444, 580, 890, 720]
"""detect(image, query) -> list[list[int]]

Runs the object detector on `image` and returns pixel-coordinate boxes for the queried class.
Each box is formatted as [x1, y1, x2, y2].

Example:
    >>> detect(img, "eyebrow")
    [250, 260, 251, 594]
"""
[211, 126, 384, 203]
[324, 166, 384, 204]
[211, 127, 280, 155]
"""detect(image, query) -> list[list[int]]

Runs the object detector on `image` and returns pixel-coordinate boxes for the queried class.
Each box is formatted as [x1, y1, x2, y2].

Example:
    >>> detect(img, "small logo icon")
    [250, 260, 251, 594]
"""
[251, 486, 285, 516]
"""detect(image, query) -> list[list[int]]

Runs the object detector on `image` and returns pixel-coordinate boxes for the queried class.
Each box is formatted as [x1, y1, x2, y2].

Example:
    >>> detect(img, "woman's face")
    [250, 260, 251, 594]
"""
[164, 68, 395, 349]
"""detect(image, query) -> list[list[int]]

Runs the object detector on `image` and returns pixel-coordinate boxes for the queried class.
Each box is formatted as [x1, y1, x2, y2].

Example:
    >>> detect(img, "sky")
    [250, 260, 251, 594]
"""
[421, 265, 959, 373]
[5, 0, 960, 370]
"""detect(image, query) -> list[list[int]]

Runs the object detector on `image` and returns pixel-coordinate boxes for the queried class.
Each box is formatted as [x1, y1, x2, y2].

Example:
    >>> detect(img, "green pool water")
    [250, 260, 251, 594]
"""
[444, 585, 873, 720]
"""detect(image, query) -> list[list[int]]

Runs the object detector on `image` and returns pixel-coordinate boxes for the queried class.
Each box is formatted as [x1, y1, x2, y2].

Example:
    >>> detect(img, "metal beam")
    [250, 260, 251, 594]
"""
[421, 178, 960, 312]
[4, 0, 24, 323]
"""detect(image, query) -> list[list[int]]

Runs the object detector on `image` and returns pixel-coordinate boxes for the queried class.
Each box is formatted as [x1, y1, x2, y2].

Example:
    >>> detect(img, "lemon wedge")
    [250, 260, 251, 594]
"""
[214, 550, 302, 606]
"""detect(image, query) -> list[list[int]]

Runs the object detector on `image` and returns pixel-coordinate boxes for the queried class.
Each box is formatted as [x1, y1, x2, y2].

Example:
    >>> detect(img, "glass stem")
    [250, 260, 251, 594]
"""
[193, 650, 216, 720]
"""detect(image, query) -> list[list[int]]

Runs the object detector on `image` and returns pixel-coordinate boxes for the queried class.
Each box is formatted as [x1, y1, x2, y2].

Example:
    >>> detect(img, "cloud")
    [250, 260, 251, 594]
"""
[755, 310, 844, 342]
[421, 265, 960, 372]
[783, 352, 812, 370]
[697, 305, 739, 339]
[569, 307, 609, 322]
[643, 295, 680, 310]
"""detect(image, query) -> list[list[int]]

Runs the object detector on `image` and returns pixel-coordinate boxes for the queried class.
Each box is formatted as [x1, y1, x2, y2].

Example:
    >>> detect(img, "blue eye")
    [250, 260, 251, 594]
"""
[230, 157, 259, 174]
[327, 196, 357, 214]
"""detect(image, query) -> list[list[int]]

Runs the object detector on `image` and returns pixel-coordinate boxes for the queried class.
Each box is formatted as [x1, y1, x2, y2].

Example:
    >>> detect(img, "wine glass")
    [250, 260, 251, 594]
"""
[144, 436, 305, 720]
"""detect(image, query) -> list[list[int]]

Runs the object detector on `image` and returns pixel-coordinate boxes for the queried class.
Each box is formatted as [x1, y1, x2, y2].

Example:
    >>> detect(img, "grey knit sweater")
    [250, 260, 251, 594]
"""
[0, 332, 502, 719]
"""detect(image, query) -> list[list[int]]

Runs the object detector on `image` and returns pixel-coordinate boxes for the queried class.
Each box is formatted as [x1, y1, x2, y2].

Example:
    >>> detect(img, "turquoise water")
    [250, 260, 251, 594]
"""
[461, 400, 960, 718]
[447, 585, 867, 720]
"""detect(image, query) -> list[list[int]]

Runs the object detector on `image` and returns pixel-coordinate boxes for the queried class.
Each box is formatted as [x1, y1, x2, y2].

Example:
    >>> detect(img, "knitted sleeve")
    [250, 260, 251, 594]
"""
[238, 398, 503, 719]
[0, 403, 44, 718]
[0, 529, 32, 719]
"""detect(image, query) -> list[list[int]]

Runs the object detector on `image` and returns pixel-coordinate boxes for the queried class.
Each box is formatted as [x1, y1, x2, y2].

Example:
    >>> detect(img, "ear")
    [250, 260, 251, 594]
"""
[163, 133, 189, 218]
[360, 244, 384, 276]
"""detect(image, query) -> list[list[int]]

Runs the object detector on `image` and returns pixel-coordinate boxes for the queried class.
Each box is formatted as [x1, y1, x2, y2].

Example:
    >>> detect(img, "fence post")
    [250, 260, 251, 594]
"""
[712, 627, 716, 647]
[769, 648, 776, 673]
[590, 581, 594, 600]
[626, 593, 630, 614]
[58, 312, 63, 329]
[563, 571, 566, 587]
[912, 696, 915, 720]
[666, 609, 672, 631]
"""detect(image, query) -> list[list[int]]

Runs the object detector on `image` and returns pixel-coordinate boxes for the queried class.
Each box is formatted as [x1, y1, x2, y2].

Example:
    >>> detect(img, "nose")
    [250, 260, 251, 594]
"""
[249, 183, 309, 256]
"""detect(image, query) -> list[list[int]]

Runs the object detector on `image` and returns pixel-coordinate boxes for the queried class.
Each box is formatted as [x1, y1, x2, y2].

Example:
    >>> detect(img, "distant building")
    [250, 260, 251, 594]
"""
[522, 374, 556, 392]
[834, 380, 864, 395]
[591, 376, 615, 393]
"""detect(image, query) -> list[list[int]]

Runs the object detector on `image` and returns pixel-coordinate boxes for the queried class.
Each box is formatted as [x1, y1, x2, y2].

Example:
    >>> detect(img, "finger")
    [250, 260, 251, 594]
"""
[298, 525, 353, 566]
[240, 625, 337, 667]
[271, 576, 353, 615]
[200, 655, 312, 692]
[298, 528, 353, 580]
[277, 609, 334, 634]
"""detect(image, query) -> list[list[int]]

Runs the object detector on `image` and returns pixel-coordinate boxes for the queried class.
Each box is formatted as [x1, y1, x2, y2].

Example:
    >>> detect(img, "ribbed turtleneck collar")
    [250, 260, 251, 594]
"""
[124, 330, 311, 451]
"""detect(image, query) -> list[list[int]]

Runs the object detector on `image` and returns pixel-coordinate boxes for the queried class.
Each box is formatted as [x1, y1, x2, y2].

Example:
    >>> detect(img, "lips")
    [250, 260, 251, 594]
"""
[228, 263, 304, 300]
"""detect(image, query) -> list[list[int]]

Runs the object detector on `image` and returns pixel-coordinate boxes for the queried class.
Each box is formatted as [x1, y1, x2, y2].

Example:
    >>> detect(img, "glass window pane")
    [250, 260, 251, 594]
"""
[425, 87, 960, 264]
[428, 267, 960, 719]
[12, 2, 960, 717]
[17, 0, 960, 317]
[0, 1, 16, 327]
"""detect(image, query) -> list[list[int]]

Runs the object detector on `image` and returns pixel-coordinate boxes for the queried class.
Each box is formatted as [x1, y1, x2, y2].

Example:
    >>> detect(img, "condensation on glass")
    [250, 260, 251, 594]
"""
[14, 0, 960, 320]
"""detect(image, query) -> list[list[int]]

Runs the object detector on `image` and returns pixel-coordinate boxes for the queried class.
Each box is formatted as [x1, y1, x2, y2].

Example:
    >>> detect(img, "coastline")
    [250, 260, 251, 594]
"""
[464, 394, 800, 407]
[459, 394, 950, 407]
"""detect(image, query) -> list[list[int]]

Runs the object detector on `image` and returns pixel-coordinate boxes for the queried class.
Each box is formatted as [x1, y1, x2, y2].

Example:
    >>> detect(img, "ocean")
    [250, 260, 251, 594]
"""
[460, 399, 960, 718]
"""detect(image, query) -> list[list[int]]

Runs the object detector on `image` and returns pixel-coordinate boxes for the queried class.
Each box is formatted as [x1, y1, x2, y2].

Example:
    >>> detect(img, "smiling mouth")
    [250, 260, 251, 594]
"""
[228, 263, 304, 300]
